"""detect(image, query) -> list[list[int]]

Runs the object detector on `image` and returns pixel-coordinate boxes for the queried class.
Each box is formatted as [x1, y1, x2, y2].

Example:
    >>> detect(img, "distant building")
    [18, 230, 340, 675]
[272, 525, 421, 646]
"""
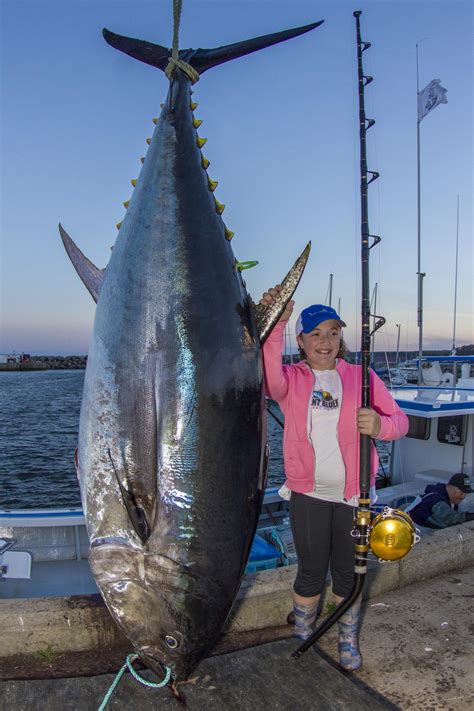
[0, 353, 31, 364]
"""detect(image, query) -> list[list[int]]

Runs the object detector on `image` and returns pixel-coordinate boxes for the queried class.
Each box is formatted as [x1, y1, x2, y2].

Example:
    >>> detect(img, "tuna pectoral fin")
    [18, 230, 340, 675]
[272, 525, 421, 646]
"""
[103, 21, 323, 75]
[59, 224, 105, 303]
[107, 449, 151, 543]
[254, 242, 311, 345]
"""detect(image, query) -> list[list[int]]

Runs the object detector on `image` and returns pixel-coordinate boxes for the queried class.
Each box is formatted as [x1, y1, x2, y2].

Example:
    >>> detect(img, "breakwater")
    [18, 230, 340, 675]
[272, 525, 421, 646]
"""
[0, 356, 86, 371]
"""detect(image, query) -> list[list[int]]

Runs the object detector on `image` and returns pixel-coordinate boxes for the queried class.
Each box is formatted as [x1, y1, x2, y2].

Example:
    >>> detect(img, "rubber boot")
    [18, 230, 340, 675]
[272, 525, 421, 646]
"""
[293, 600, 319, 641]
[337, 596, 362, 671]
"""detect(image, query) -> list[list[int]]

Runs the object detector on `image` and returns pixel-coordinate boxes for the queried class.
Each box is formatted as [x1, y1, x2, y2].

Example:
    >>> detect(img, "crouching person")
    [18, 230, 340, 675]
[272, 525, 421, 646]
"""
[408, 473, 474, 529]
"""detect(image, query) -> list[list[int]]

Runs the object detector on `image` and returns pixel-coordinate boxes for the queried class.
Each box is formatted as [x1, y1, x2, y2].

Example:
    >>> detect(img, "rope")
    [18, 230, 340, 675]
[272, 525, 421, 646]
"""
[165, 0, 200, 83]
[98, 654, 172, 710]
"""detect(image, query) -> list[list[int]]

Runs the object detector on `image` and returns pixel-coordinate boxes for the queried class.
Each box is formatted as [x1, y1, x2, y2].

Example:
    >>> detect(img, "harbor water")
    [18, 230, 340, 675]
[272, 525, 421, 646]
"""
[0, 370, 284, 509]
[0, 370, 389, 510]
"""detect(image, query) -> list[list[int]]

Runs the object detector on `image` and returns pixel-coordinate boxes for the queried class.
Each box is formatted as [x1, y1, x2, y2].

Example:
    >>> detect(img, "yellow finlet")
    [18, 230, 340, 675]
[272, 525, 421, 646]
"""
[207, 177, 218, 192]
[152, 118, 159, 124]
[214, 198, 225, 215]
[197, 136, 207, 148]
[131, 179, 137, 187]
[224, 225, 234, 241]
[201, 155, 210, 170]
[190, 101, 198, 110]
[123, 200, 130, 209]
[193, 118, 203, 129]
[116, 221, 122, 230]
[146, 138, 151, 145]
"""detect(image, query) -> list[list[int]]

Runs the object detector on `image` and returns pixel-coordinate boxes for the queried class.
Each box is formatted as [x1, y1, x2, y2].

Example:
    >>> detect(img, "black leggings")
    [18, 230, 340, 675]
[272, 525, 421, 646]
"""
[290, 493, 356, 598]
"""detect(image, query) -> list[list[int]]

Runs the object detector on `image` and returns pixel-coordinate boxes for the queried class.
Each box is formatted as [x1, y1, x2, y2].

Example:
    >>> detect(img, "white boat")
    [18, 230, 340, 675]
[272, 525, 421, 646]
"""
[376, 355, 474, 511]
[397, 358, 419, 383]
[0, 487, 294, 600]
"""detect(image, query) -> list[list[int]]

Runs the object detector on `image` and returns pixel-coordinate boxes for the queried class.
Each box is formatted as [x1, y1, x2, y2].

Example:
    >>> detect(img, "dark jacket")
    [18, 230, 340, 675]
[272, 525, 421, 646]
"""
[409, 483, 474, 529]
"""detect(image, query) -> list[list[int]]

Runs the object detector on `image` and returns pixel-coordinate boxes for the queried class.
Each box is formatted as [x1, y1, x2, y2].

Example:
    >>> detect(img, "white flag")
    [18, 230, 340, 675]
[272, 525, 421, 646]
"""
[418, 79, 448, 122]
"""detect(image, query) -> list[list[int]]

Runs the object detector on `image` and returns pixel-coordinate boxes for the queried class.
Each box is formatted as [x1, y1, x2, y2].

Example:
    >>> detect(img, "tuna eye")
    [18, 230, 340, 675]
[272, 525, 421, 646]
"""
[165, 635, 180, 649]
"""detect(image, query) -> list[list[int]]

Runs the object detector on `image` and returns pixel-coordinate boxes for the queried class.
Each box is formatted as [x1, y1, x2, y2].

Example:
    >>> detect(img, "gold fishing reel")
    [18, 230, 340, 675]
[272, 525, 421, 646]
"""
[368, 507, 420, 561]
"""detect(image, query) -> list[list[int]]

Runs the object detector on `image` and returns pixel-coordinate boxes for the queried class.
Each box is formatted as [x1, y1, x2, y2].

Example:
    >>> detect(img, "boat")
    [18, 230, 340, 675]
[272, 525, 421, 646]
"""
[375, 355, 474, 511]
[0, 487, 295, 599]
[397, 358, 419, 383]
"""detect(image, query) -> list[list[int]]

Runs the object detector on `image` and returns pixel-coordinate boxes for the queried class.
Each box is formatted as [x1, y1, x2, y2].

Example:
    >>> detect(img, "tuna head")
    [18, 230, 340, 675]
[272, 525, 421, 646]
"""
[90, 542, 213, 680]
[90, 524, 252, 681]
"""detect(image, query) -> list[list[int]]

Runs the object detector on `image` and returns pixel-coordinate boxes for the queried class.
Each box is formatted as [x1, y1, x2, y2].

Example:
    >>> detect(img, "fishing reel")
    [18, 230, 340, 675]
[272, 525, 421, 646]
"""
[368, 507, 420, 561]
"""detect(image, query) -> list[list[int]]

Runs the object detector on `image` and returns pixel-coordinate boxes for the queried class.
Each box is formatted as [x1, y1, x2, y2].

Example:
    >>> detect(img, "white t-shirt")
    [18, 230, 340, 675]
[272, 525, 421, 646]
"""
[304, 368, 357, 506]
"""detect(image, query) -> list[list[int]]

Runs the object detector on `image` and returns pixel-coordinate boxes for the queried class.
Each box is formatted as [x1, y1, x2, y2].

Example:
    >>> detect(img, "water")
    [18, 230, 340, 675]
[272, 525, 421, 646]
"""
[0, 370, 389, 510]
[0, 370, 83, 509]
[0, 370, 285, 510]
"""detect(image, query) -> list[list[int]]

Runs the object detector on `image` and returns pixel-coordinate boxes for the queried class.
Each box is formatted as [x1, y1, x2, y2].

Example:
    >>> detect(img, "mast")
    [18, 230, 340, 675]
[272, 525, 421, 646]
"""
[451, 195, 460, 354]
[292, 10, 385, 658]
[370, 282, 378, 364]
[416, 43, 425, 383]
[395, 323, 401, 368]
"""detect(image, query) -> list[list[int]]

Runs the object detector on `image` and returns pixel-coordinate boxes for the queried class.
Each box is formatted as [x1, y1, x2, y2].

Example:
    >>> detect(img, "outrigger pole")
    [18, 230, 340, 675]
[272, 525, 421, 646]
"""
[292, 10, 385, 659]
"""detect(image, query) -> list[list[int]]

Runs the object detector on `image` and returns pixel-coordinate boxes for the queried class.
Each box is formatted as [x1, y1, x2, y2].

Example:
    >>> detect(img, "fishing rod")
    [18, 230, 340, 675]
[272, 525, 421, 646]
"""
[291, 10, 390, 660]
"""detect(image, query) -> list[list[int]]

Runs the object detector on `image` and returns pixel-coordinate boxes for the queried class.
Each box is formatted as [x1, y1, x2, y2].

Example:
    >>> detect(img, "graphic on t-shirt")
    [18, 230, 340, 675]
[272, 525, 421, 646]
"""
[312, 389, 339, 409]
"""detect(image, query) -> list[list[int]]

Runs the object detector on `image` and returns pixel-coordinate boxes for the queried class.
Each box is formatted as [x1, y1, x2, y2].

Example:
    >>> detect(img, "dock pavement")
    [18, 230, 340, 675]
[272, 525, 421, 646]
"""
[1, 565, 473, 710]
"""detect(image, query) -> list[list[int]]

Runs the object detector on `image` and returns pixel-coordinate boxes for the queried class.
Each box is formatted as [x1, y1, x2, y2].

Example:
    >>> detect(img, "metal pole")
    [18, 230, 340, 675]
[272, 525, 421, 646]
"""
[370, 283, 378, 364]
[329, 273, 333, 307]
[452, 195, 459, 353]
[396, 323, 401, 368]
[416, 42, 425, 384]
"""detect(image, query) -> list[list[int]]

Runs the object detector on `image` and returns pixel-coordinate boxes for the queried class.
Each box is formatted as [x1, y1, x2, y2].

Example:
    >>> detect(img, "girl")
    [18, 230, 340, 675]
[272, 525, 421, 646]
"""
[261, 286, 408, 671]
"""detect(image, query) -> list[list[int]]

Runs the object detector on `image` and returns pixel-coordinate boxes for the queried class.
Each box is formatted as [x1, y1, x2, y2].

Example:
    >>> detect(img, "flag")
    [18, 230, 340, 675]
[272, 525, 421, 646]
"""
[418, 79, 448, 122]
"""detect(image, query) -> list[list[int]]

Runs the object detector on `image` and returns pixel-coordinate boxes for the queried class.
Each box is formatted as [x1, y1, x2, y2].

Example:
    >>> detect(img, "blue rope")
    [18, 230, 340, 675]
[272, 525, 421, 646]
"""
[98, 654, 172, 710]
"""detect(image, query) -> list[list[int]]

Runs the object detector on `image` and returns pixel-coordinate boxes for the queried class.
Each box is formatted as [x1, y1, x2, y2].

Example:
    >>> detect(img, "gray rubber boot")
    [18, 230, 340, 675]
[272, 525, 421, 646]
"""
[293, 600, 319, 641]
[337, 596, 362, 671]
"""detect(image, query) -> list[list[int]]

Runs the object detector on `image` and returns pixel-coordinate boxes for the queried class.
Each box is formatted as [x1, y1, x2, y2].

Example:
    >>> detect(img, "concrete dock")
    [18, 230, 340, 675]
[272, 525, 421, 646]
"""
[0, 638, 390, 711]
[1, 523, 474, 709]
[1, 564, 473, 710]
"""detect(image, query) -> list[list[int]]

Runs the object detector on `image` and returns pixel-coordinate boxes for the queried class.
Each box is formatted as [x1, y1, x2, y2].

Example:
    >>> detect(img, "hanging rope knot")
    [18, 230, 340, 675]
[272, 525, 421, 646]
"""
[165, 0, 199, 84]
[165, 56, 200, 83]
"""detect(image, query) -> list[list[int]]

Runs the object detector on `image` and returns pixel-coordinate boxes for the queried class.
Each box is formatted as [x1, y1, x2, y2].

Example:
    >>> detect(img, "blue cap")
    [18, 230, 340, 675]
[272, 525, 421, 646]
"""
[295, 304, 346, 336]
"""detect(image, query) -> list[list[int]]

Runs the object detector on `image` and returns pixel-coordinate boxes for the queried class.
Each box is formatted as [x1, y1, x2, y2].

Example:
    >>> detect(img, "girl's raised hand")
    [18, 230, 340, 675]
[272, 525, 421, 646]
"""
[259, 284, 294, 322]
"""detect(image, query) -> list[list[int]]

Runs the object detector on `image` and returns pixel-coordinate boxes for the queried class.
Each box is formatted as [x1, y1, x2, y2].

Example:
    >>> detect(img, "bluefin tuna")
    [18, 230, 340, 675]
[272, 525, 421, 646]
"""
[60, 19, 322, 684]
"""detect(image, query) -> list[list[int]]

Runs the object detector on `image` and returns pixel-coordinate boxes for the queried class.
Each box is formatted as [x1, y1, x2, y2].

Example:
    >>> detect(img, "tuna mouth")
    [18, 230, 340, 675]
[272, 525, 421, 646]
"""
[139, 643, 195, 684]
[90, 536, 134, 549]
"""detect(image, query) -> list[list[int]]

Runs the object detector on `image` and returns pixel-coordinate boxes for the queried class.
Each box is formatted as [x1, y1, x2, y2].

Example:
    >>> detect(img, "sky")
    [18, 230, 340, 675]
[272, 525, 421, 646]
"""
[1, 0, 472, 356]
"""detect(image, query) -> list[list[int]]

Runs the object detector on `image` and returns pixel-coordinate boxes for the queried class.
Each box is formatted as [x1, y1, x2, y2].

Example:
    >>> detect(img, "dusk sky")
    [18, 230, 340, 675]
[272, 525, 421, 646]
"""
[1, 0, 472, 356]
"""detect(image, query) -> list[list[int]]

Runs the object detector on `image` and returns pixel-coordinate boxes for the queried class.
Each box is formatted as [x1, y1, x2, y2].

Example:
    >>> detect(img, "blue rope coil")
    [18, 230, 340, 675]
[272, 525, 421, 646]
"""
[98, 654, 172, 710]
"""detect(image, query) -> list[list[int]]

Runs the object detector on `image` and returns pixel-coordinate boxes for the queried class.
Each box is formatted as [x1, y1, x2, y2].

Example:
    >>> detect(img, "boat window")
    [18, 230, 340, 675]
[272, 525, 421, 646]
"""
[406, 415, 430, 440]
[437, 416, 465, 446]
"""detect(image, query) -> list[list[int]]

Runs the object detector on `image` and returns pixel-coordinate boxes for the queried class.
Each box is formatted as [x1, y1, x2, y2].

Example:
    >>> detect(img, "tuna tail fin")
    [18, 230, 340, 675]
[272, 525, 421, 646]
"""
[254, 242, 311, 345]
[102, 21, 323, 75]
[59, 224, 105, 303]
